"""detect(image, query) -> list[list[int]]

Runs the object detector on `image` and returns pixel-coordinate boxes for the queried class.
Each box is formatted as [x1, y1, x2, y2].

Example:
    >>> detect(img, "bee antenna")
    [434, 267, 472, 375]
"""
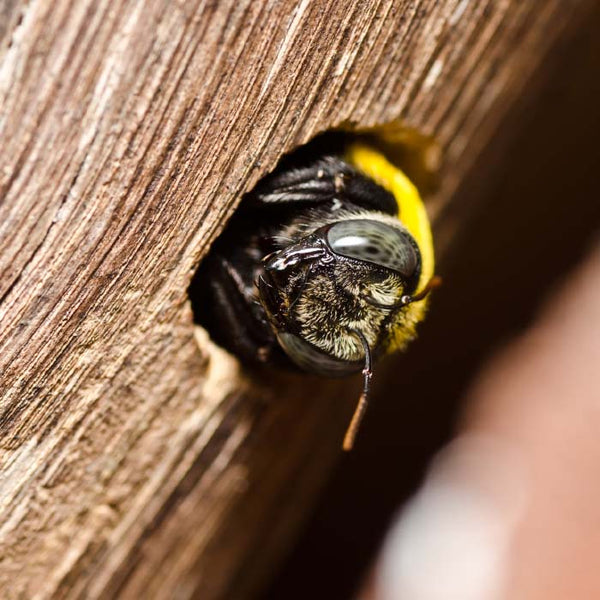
[405, 275, 442, 304]
[343, 330, 373, 451]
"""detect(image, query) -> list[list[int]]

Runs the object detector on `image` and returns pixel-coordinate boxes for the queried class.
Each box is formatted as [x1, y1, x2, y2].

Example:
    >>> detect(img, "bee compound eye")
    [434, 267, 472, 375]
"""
[326, 219, 419, 279]
[277, 332, 362, 377]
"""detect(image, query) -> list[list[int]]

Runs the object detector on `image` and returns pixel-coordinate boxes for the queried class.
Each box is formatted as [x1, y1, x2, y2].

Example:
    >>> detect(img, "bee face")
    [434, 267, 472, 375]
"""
[190, 142, 437, 449]
[256, 216, 422, 376]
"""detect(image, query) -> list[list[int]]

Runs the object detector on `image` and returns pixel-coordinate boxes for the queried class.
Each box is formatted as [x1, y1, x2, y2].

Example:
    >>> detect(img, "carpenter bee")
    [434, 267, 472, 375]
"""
[190, 139, 438, 449]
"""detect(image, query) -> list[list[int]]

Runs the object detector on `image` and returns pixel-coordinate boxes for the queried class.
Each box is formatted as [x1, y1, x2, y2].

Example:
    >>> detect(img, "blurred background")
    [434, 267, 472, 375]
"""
[265, 9, 600, 600]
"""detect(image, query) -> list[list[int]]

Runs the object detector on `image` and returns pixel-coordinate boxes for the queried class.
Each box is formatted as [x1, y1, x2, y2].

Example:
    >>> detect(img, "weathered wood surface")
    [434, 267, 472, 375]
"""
[0, 1, 594, 598]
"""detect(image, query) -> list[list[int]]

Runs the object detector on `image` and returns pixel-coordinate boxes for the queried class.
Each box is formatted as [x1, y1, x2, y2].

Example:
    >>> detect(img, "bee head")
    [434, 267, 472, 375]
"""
[256, 217, 423, 376]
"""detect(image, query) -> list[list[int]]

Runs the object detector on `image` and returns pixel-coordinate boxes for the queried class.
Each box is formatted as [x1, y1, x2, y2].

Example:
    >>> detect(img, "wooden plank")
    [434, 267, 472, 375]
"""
[0, 1, 594, 597]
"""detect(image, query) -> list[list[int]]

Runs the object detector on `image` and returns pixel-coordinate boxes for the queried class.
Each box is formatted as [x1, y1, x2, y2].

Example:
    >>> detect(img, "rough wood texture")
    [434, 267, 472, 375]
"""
[0, 1, 594, 598]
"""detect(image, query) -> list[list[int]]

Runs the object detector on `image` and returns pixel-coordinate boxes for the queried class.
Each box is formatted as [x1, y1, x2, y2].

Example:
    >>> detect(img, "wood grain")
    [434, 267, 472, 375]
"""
[0, 0, 594, 597]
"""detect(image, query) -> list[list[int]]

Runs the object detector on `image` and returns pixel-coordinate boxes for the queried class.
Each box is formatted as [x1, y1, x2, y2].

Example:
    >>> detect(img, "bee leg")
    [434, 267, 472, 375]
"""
[249, 157, 396, 215]
[251, 161, 341, 206]
[192, 256, 277, 366]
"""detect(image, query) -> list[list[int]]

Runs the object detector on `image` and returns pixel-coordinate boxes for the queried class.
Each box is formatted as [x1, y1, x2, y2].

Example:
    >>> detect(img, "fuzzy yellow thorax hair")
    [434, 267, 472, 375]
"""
[346, 143, 435, 352]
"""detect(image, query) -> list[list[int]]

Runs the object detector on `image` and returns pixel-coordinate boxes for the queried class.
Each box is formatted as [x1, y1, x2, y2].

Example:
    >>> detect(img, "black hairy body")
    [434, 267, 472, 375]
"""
[190, 155, 422, 376]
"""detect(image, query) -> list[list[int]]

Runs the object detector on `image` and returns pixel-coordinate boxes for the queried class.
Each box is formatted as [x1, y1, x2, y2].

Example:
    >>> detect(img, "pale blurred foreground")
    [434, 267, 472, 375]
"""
[369, 242, 600, 600]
